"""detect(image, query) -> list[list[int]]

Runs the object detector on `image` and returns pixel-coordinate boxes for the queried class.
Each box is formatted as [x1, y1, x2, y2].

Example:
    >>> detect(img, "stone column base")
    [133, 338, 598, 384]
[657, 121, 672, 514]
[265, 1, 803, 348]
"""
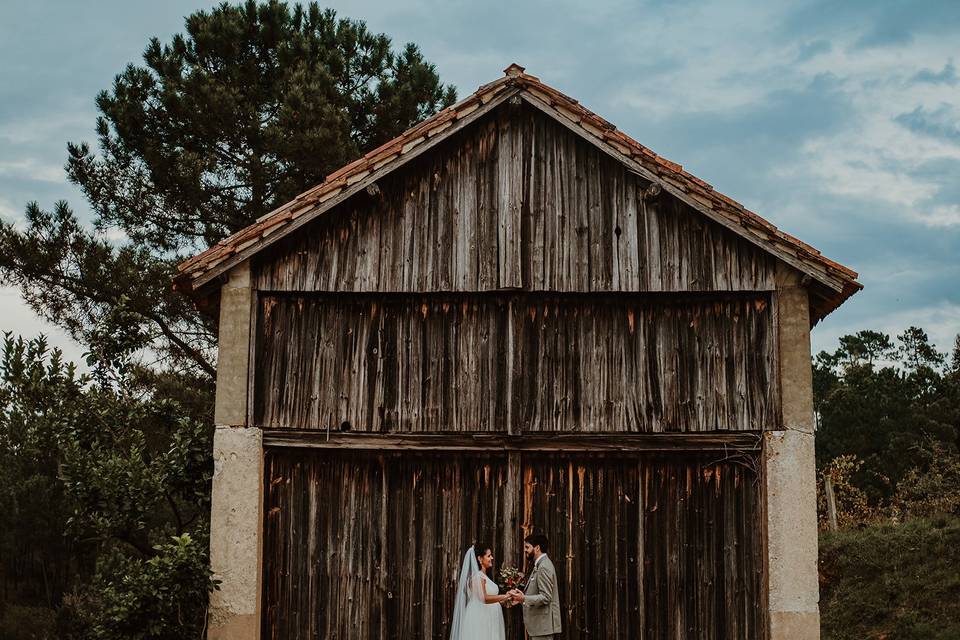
[764, 429, 820, 640]
[771, 610, 820, 639]
[208, 425, 263, 640]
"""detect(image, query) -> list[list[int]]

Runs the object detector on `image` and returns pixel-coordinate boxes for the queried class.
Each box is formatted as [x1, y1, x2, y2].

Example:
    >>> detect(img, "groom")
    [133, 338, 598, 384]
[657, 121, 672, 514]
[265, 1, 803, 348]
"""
[508, 533, 562, 639]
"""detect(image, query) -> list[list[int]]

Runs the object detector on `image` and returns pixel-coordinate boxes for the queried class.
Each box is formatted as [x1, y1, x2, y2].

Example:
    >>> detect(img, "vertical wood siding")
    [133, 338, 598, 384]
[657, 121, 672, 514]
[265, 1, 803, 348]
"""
[262, 449, 765, 639]
[262, 451, 509, 639]
[253, 294, 512, 432]
[254, 293, 778, 432]
[253, 106, 776, 293]
[521, 453, 766, 639]
[253, 101, 776, 639]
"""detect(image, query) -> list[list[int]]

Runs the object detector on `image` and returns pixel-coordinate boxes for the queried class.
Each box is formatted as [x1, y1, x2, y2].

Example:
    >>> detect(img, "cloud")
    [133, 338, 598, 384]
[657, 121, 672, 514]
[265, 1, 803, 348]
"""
[814, 300, 960, 358]
[0, 287, 89, 369]
[919, 204, 960, 227]
[0, 158, 65, 183]
[0, 0, 957, 378]
[97, 227, 130, 244]
[894, 104, 960, 144]
[796, 39, 831, 62]
[0, 110, 91, 146]
[782, 0, 960, 52]
[853, 22, 915, 50]
[0, 195, 18, 220]
[614, 71, 856, 211]
[801, 144, 937, 209]
[911, 60, 958, 85]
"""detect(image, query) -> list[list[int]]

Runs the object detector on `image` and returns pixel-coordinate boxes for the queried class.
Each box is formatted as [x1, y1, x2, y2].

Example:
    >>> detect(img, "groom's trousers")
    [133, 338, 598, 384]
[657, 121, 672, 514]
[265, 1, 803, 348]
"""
[530, 636, 557, 640]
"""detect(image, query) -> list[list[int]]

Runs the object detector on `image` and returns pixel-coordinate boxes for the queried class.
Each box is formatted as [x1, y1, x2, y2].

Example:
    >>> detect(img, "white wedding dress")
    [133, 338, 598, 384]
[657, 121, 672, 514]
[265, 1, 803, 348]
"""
[449, 547, 506, 640]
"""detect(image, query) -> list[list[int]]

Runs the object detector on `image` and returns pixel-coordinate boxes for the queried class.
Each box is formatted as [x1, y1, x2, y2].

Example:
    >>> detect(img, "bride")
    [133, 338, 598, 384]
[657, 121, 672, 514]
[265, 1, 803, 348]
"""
[449, 543, 514, 640]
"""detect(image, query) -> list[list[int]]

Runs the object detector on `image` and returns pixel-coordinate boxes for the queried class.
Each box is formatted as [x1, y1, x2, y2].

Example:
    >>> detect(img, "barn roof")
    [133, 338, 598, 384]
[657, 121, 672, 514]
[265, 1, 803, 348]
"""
[175, 64, 861, 321]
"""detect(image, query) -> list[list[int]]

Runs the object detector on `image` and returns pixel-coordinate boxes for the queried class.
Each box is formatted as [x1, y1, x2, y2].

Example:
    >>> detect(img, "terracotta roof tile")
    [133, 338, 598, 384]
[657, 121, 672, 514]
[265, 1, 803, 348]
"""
[401, 136, 426, 154]
[456, 101, 481, 118]
[317, 186, 343, 204]
[657, 157, 683, 173]
[325, 156, 367, 183]
[714, 191, 742, 210]
[364, 138, 402, 160]
[372, 153, 399, 171]
[345, 169, 370, 185]
[684, 173, 713, 191]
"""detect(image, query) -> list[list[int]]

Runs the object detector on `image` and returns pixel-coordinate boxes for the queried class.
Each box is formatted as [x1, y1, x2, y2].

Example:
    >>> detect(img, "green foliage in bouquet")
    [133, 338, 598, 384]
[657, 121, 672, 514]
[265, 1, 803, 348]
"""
[497, 565, 525, 593]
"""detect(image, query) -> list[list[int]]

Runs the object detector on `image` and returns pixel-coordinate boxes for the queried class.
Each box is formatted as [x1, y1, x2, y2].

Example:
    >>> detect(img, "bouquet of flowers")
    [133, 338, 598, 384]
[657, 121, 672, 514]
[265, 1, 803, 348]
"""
[497, 564, 525, 594]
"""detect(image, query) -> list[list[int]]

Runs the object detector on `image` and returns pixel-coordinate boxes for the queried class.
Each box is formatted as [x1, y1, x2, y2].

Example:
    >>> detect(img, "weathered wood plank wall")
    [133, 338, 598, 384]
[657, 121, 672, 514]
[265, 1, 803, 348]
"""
[253, 294, 511, 432]
[262, 449, 765, 640]
[252, 106, 776, 294]
[253, 293, 778, 432]
[253, 100, 776, 639]
[262, 451, 509, 640]
[522, 453, 766, 639]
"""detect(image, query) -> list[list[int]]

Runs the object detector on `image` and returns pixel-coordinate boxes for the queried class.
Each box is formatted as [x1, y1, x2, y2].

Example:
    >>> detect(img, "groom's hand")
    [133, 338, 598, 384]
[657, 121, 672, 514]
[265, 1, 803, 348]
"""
[509, 589, 525, 603]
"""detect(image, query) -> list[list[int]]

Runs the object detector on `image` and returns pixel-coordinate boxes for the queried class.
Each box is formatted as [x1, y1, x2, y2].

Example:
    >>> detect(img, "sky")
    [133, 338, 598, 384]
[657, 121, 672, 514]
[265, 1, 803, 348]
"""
[1, 0, 959, 366]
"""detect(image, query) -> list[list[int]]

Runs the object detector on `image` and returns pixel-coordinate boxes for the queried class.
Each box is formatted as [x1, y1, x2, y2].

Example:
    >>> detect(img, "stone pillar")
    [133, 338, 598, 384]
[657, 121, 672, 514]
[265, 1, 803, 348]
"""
[208, 262, 262, 640]
[214, 263, 253, 428]
[764, 264, 820, 640]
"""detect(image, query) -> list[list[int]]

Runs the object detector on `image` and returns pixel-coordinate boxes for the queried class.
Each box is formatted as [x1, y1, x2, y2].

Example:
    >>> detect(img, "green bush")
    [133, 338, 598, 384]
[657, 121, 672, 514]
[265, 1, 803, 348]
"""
[62, 534, 218, 640]
[893, 438, 960, 519]
[819, 516, 960, 640]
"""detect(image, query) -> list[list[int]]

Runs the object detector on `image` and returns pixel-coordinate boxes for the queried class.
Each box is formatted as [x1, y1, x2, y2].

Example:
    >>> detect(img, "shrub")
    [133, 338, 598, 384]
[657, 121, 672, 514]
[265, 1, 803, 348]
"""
[892, 438, 960, 520]
[819, 516, 960, 640]
[817, 455, 877, 529]
[62, 534, 218, 640]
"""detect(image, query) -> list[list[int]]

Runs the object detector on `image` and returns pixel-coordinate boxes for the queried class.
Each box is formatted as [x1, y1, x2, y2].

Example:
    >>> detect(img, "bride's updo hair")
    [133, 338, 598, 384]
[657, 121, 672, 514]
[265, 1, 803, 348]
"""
[474, 542, 492, 561]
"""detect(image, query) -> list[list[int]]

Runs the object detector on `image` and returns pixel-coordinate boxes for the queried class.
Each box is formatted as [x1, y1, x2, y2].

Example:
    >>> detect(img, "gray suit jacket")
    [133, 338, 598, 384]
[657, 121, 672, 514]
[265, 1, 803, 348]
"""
[522, 555, 562, 636]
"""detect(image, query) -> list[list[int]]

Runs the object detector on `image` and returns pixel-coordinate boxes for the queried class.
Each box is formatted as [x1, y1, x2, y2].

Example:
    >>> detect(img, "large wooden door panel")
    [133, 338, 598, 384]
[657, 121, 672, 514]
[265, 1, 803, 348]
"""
[521, 455, 643, 637]
[520, 453, 765, 639]
[382, 454, 511, 639]
[262, 451, 385, 639]
[262, 449, 764, 639]
[263, 451, 512, 639]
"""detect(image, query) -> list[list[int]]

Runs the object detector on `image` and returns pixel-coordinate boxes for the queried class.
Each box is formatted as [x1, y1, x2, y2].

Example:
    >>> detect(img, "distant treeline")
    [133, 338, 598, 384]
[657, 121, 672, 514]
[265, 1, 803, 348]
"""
[815, 328, 960, 640]
[814, 328, 960, 527]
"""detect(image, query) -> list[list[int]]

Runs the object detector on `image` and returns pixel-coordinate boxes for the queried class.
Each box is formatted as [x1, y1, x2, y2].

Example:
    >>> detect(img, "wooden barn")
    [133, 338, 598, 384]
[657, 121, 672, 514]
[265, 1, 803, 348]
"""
[176, 64, 861, 640]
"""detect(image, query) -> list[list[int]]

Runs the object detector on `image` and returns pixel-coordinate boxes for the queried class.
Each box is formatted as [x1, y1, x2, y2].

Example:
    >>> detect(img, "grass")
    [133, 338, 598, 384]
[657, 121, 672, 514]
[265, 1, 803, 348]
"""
[819, 515, 960, 640]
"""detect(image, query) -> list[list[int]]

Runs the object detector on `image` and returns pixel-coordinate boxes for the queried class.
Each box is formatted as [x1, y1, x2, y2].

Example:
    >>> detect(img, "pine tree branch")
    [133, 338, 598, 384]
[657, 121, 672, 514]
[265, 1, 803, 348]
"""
[13, 269, 216, 378]
[142, 310, 217, 379]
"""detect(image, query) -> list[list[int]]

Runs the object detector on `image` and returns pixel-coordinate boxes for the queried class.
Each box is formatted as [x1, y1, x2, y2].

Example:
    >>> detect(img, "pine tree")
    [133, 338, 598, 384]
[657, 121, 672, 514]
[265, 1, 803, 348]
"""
[0, 1, 456, 378]
[951, 334, 960, 373]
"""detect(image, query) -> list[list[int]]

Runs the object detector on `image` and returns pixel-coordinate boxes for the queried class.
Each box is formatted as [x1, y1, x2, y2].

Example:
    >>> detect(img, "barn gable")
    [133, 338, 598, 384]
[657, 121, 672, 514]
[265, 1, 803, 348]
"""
[252, 104, 778, 294]
[176, 64, 861, 323]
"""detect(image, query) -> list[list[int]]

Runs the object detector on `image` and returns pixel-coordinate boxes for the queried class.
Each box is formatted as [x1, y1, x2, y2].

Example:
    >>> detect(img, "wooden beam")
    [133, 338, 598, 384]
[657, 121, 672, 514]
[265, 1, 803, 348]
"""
[261, 430, 763, 452]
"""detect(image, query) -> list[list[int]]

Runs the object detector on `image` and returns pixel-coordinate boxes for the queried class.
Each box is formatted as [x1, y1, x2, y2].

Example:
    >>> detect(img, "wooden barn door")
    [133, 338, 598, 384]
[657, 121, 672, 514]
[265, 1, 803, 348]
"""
[520, 453, 766, 640]
[262, 447, 765, 639]
[262, 450, 513, 639]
